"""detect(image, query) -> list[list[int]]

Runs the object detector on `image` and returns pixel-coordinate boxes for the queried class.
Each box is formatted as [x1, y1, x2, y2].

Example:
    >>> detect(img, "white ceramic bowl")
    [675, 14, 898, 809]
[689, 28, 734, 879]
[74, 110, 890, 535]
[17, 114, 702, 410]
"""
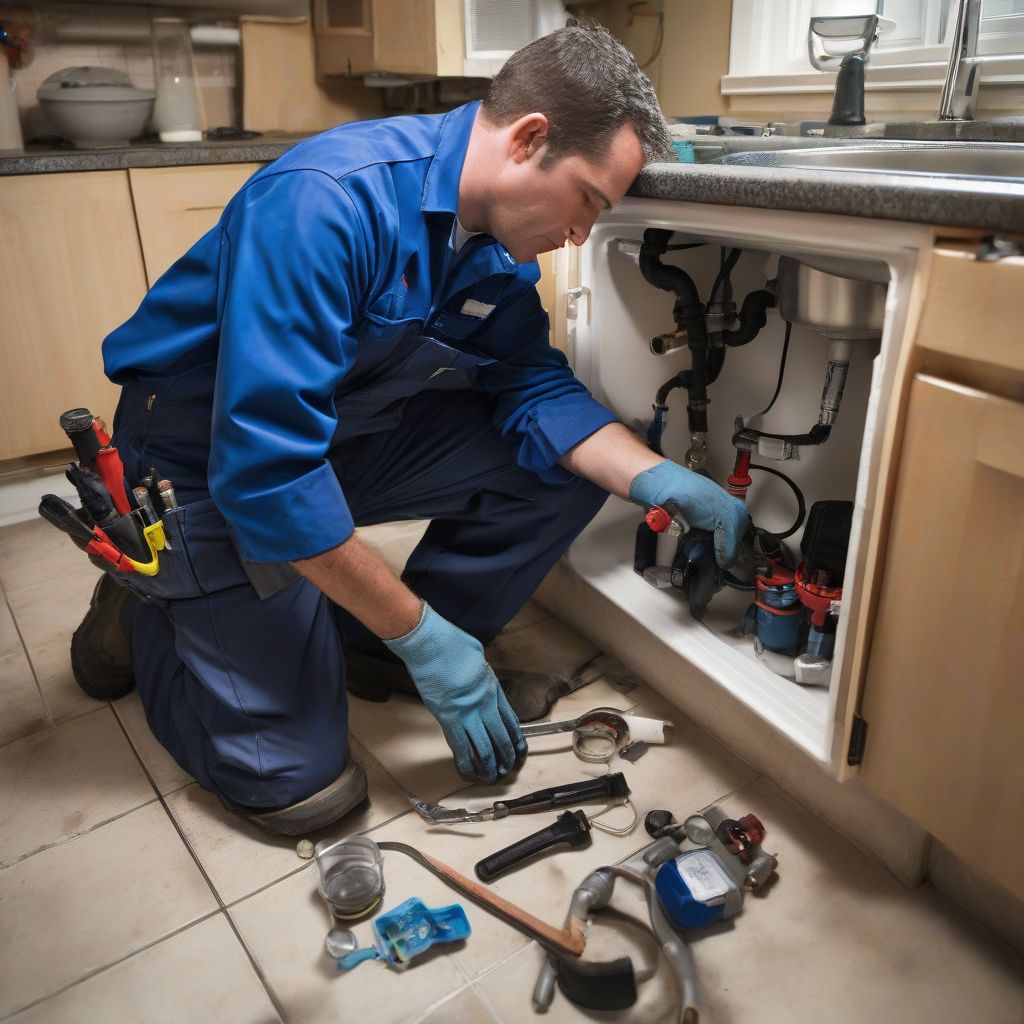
[38, 66, 156, 149]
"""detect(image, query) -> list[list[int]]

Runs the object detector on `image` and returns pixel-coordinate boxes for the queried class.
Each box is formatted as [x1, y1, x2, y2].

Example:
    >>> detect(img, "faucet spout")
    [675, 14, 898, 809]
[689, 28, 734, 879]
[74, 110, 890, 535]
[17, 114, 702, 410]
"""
[938, 0, 982, 120]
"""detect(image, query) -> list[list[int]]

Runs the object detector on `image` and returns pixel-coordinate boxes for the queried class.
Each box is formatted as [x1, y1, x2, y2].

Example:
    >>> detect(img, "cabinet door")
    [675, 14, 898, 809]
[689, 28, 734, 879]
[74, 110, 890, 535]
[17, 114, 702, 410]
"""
[128, 164, 262, 287]
[861, 374, 1024, 900]
[0, 171, 146, 461]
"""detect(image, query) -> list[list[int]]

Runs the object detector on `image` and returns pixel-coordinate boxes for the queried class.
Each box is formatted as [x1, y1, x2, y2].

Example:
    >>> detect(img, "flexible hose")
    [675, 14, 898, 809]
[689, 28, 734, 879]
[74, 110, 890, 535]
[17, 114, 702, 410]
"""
[749, 464, 806, 540]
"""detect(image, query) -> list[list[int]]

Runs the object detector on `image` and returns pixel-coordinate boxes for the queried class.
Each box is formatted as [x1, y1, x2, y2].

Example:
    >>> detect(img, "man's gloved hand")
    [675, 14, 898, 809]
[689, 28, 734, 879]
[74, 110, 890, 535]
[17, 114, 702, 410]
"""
[629, 460, 749, 569]
[383, 603, 526, 783]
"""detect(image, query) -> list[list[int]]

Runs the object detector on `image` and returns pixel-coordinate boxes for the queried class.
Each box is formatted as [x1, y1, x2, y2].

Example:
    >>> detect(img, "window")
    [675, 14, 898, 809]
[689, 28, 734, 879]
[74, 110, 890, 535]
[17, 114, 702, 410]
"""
[725, 0, 1024, 96]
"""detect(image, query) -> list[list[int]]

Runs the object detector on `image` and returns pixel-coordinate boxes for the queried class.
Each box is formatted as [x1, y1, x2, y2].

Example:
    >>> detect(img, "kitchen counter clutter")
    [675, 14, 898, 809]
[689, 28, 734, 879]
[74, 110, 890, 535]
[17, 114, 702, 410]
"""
[0, 133, 309, 175]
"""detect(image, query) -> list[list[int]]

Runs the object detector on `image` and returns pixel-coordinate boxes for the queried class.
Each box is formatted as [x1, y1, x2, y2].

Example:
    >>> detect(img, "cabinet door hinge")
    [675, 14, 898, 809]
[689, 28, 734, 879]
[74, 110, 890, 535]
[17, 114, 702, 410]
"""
[847, 712, 868, 766]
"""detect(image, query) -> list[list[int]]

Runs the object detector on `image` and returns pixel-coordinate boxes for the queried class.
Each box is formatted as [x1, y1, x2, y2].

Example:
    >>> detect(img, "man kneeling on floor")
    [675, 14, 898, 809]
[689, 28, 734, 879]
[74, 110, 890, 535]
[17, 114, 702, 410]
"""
[71, 20, 748, 835]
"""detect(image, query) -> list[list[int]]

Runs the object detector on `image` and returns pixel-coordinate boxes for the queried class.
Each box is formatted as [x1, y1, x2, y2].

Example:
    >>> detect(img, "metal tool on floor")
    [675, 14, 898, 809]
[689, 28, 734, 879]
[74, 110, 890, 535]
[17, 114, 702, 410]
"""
[474, 809, 592, 882]
[521, 707, 673, 763]
[410, 773, 631, 825]
[533, 803, 779, 1022]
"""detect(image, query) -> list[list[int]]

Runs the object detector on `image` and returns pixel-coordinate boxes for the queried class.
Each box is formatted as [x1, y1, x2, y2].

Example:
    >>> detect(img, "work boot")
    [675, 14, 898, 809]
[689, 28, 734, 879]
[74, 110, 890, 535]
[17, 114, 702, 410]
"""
[220, 758, 369, 837]
[70, 574, 138, 700]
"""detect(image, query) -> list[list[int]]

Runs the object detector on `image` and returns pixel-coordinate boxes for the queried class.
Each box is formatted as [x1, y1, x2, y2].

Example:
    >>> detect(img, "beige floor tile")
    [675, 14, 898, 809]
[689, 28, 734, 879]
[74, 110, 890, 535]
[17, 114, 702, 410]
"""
[8, 914, 278, 1024]
[347, 692, 464, 804]
[0, 594, 23, 659]
[496, 600, 550, 637]
[0, 801, 218, 1019]
[112, 689, 194, 794]
[167, 738, 412, 906]
[6, 566, 100, 652]
[0, 707, 156, 867]
[230, 861, 470, 1024]
[695, 779, 1024, 1024]
[0, 517, 95, 593]
[27, 636, 102, 723]
[358, 520, 429, 574]
[0, 647, 50, 746]
[415, 984, 499, 1024]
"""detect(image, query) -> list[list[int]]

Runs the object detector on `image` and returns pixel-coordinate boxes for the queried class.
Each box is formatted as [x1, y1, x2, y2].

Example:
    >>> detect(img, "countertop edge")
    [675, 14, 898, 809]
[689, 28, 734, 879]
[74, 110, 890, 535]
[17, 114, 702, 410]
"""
[629, 162, 1024, 234]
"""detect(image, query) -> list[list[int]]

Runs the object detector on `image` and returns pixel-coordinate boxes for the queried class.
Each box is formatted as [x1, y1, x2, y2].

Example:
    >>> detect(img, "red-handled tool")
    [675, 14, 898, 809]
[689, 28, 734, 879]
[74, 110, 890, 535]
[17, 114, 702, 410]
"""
[38, 494, 136, 573]
[59, 408, 131, 515]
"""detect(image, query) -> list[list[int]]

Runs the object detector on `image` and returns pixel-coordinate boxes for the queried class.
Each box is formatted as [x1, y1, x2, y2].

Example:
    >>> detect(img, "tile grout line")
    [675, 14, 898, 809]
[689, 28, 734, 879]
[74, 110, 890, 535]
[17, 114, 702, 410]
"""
[0, 908, 225, 1023]
[109, 704, 286, 1023]
[0, 586, 56, 726]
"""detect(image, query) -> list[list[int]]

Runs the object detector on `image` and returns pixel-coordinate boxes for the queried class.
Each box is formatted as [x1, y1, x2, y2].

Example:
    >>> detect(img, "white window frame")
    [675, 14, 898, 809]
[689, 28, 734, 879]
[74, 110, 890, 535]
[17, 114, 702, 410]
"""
[723, 0, 1024, 96]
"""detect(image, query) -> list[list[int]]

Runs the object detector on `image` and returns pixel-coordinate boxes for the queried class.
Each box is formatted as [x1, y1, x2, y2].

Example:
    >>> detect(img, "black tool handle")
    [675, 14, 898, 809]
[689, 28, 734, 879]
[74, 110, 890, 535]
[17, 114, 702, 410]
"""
[474, 810, 591, 883]
[497, 773, 630, 816]
[38, 494, 94, 548]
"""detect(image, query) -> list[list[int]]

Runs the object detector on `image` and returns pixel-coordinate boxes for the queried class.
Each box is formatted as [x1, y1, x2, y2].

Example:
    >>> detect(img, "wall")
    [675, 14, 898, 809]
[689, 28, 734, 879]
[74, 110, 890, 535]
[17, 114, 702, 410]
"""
[1, 3, 239, 141]
[0, 3, 380, 144]
[239, 16, 379, 131]
[598, 0, 732, 118]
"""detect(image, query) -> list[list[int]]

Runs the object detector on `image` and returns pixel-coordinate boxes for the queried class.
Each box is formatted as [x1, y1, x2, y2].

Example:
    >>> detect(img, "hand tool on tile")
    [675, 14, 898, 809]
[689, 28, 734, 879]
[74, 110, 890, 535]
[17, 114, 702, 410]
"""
[38, 493, 136, 572]
[59, 407, 131, 514]
[375, 841, 587, 957]
[410, 772, 631, 825]
[521, 706, 674, 763]
[474, 809, 592, 882]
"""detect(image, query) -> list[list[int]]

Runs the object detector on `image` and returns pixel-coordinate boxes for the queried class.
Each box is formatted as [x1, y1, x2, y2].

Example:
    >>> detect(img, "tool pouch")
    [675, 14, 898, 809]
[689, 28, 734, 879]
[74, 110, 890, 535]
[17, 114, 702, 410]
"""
[102, 498, 289, 606]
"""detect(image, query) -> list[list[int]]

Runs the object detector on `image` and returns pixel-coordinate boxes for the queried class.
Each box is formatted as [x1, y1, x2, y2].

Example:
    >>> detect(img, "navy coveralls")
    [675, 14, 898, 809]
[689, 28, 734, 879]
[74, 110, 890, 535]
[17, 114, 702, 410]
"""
[102, 102, 617, 809]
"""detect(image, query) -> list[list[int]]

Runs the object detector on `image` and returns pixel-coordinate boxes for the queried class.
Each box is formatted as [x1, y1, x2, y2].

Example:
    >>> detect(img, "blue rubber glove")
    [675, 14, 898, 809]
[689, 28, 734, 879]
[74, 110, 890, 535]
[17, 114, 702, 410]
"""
[383, 603, 526, 783]
[629, 460, 750, 569]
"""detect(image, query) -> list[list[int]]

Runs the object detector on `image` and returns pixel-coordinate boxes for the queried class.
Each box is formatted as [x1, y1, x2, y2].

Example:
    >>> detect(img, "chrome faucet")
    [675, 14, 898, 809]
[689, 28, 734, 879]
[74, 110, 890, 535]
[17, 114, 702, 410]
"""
[938, 0, 982, 120]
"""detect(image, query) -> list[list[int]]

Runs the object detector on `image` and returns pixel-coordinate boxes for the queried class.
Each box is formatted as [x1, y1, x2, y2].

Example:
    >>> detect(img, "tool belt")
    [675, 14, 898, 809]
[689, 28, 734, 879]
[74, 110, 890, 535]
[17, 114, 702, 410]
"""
[39, 407, 297, 606]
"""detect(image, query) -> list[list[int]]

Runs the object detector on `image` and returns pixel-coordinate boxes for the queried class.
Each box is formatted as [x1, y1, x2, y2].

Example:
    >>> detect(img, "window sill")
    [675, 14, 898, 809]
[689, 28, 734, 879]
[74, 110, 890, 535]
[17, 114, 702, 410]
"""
[722, 54, 1024, 96]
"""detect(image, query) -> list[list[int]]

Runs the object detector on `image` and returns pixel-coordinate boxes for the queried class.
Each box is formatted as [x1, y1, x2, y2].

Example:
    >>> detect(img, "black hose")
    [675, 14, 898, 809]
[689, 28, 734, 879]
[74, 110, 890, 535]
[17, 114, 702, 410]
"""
[710, 248, 742, 305]
[752, 320, 792, 418]
[749, 464, 806, 540]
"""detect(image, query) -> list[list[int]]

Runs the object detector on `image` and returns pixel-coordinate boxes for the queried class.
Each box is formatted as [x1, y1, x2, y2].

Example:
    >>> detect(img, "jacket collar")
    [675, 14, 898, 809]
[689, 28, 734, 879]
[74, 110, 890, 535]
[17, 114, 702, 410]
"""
[420, 101, 480, 215]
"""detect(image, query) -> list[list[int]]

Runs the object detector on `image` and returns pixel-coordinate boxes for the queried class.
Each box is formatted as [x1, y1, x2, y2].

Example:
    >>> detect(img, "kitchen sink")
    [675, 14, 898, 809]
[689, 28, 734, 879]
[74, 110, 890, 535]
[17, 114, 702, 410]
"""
[721, 141, 1024, 183]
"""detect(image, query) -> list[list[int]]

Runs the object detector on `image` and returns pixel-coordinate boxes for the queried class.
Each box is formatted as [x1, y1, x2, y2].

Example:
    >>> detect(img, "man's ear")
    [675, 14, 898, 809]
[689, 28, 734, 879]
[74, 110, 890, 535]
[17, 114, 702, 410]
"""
[507, 113, 549, 164]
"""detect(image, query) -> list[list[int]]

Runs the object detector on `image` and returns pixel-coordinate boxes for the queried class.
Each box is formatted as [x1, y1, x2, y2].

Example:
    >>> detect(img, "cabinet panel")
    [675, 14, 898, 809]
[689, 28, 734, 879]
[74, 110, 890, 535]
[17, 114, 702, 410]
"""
[0, 171, 146, 461]
[915, 246, 1024, 374]
[861, 374, 1024, 901]
[129, 163, 262, 287]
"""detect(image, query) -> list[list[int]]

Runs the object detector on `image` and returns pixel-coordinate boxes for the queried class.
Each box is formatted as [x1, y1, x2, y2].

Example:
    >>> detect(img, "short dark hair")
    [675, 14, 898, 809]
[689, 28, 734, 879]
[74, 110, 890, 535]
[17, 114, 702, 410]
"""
[481, 18, 674, 168]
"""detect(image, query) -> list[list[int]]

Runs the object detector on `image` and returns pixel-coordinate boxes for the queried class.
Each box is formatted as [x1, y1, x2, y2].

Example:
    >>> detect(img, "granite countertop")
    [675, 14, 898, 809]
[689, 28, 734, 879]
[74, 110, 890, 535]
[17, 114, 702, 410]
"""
[3, 131, 1023, 234]
[0, 134, 309, 175]
[630, 160, 1024, 234]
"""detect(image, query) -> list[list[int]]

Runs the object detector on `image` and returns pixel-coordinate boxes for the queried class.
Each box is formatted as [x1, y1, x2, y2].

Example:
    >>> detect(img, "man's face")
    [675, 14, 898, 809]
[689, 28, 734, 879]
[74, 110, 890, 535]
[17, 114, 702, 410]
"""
[489, 122, 645, 265]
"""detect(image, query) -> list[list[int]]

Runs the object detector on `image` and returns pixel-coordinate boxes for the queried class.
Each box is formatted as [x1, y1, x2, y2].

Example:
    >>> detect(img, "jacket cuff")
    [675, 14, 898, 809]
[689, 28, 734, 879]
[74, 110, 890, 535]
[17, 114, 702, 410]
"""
[519, 394, 620, 483]
[219, 462, 355, 562]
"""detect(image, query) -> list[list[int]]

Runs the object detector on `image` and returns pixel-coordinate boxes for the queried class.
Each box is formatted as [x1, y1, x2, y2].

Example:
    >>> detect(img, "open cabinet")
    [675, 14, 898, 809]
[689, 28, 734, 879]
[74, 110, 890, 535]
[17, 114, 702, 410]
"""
[552, 198, 934, 774]
[546, 198, 1024, 900]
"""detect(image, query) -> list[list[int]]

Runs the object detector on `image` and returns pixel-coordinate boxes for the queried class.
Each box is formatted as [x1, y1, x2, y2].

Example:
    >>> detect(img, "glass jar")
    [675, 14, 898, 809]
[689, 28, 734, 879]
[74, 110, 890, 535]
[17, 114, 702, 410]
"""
[150, 18, 202, 142]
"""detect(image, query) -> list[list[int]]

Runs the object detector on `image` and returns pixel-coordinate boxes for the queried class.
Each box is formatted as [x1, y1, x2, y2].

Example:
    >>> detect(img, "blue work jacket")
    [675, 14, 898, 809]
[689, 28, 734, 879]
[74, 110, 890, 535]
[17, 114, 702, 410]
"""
[103, 101, 617, 562]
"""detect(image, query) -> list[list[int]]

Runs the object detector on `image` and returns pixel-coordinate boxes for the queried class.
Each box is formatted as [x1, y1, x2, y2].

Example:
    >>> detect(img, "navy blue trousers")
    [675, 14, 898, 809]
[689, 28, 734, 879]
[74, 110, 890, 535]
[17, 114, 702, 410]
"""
[117, 385, 607, 809]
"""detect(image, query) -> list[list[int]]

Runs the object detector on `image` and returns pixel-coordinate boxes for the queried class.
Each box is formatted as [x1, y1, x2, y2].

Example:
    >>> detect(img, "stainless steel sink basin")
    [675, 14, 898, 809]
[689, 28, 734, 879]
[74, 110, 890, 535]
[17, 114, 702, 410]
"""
[723, 142, 1024, 183]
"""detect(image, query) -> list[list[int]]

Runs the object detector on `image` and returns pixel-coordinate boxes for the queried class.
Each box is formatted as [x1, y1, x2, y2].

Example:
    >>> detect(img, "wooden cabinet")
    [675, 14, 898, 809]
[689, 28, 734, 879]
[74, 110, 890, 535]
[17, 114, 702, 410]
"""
[0, 171, 147, 461]
[860, 246, 1024, 901]
[314, 0, 463, 78]
[129, 164, 262, 287]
